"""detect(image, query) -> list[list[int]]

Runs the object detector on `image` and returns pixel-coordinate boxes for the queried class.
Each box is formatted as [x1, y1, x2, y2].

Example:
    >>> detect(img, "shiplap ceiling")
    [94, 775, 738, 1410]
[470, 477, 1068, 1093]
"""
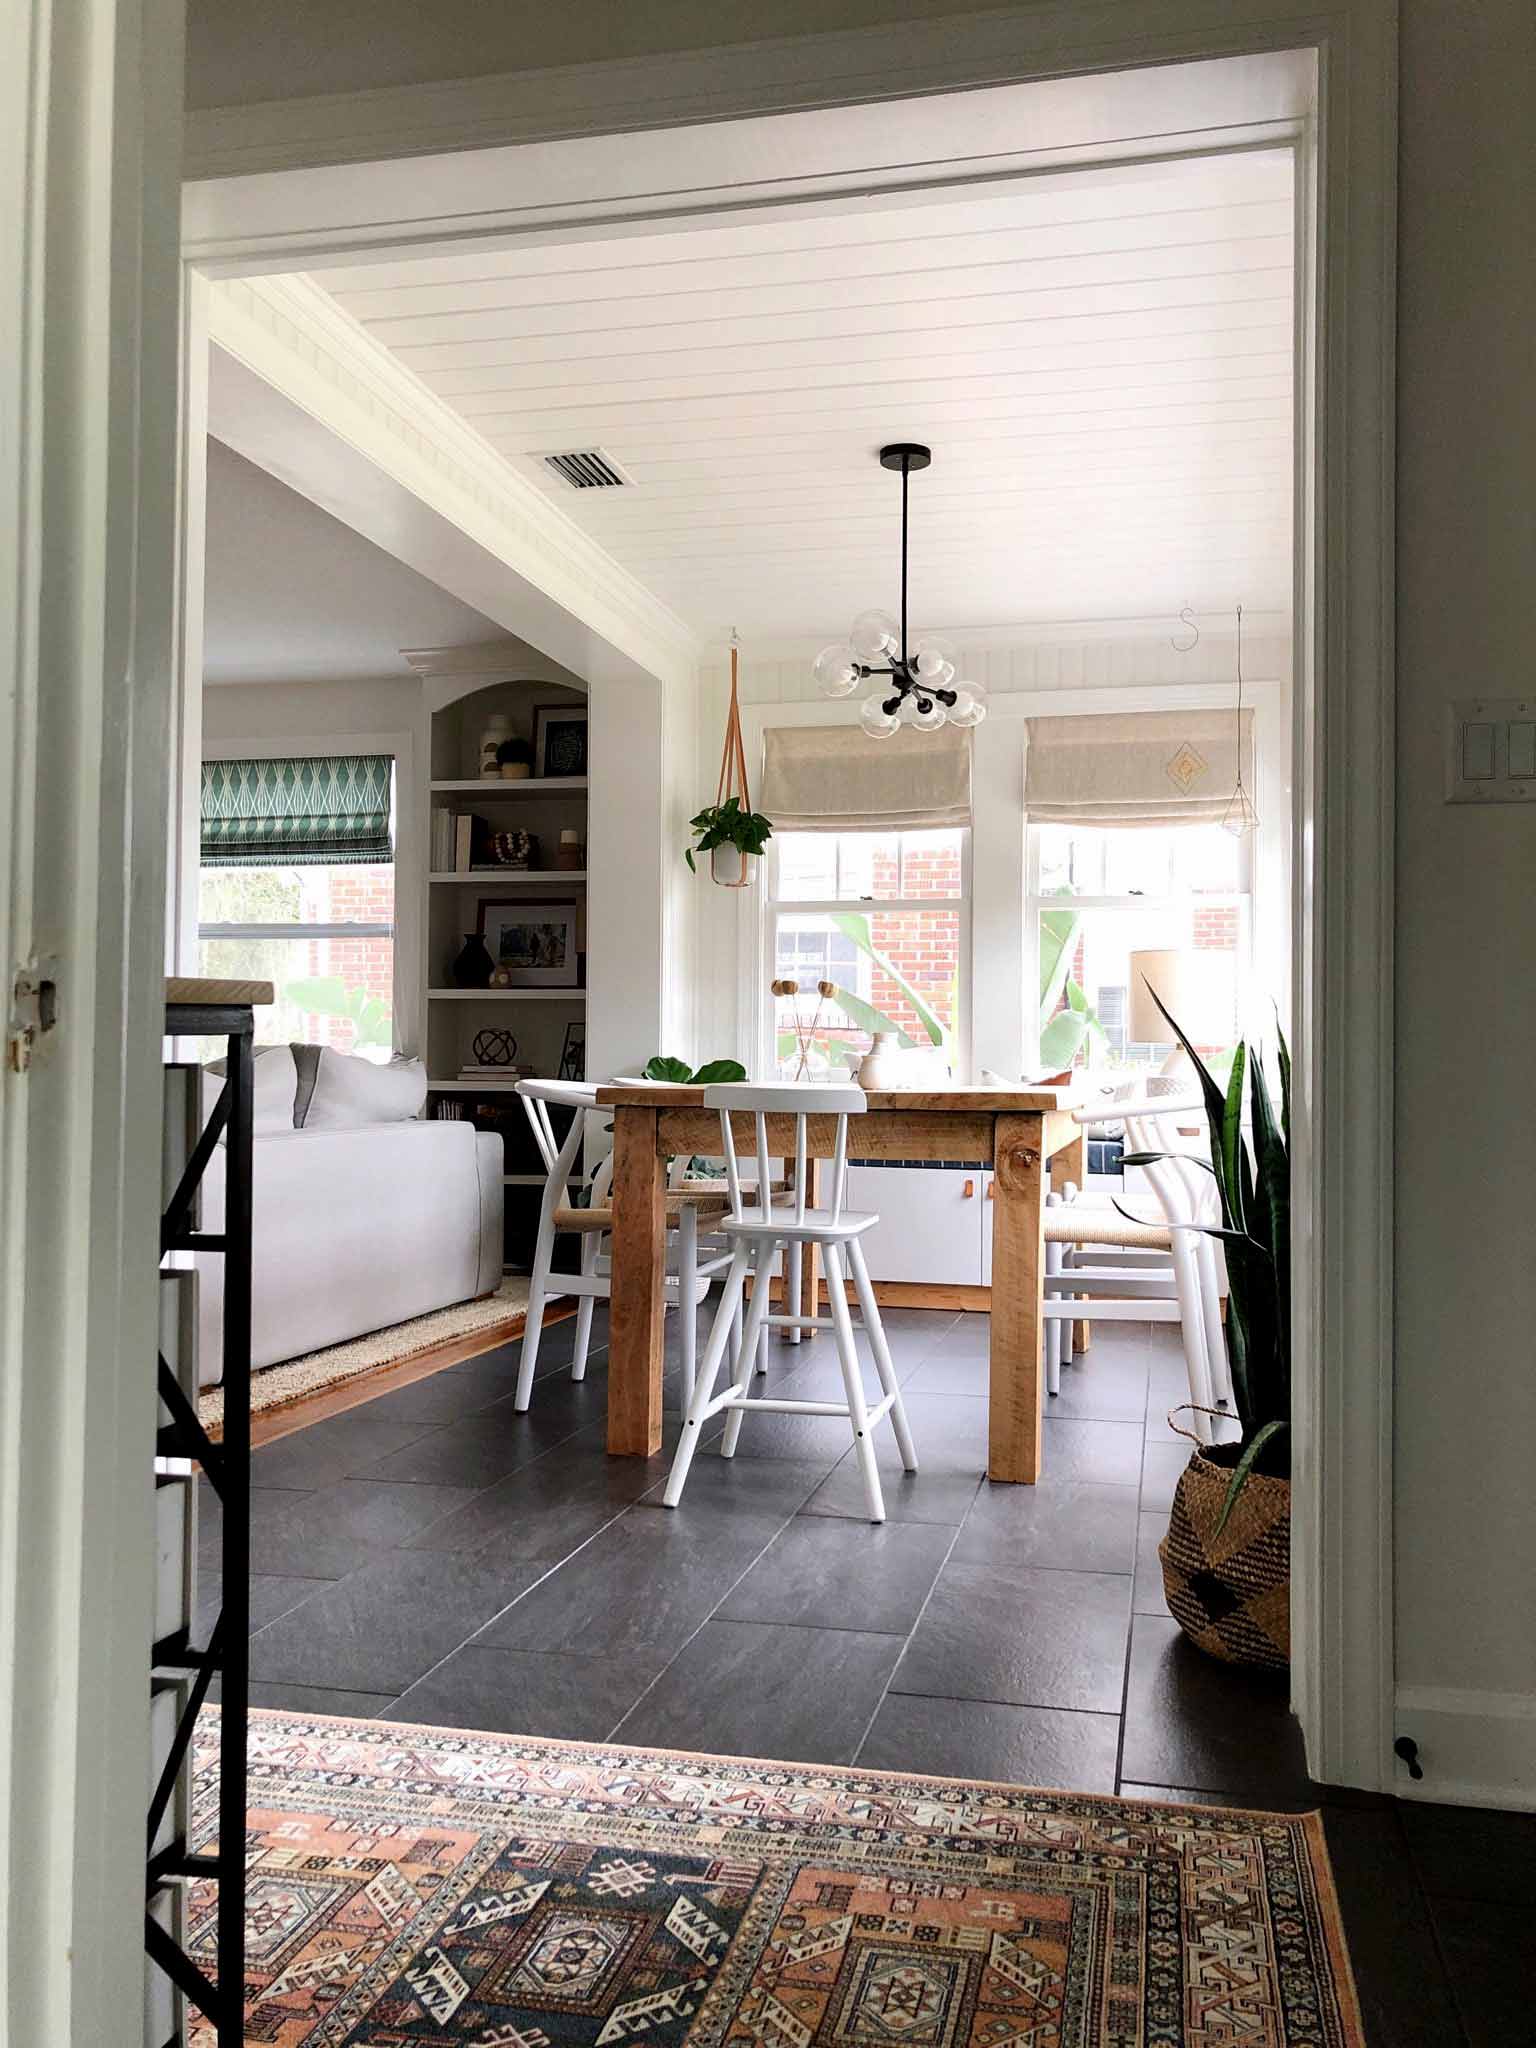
[310, 150, 1293, 641]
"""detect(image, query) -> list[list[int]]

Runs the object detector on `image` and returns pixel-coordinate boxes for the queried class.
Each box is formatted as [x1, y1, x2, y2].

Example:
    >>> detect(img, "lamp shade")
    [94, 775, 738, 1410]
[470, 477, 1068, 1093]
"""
[1128, 948, 1235, 1047]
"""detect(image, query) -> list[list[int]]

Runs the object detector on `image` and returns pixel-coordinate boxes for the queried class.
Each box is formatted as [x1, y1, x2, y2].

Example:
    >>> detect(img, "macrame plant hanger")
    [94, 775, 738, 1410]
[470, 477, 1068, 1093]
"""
[712, 630, 754, 886]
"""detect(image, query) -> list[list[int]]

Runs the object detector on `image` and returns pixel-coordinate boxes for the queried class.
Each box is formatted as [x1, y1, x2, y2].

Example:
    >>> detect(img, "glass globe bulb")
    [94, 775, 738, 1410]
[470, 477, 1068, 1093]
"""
[859, 696, 902, 739]
[813, 642, 861, 697]
[948, 679, 989, 729]
[909, 697, 948, 732]
[849, 608, 900, 661]
[913, 636, 958, 685]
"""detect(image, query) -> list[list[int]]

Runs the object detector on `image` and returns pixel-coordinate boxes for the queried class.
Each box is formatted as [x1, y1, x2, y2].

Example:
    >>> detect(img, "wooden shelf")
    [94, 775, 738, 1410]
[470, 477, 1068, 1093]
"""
[429, 870, 586, 883]
[431, 1078, 523, 1093]
[431, 777, 587, 796]
[429, 988, 585, 1003]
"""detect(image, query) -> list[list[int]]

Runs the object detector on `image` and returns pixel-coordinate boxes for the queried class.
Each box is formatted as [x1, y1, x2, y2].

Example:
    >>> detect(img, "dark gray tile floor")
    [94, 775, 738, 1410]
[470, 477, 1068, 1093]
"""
[211, 1307, 1533, 2047]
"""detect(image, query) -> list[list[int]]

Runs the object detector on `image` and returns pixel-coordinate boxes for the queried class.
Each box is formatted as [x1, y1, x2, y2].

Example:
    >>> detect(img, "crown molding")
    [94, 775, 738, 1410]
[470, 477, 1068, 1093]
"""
[207, 275, 699, 688]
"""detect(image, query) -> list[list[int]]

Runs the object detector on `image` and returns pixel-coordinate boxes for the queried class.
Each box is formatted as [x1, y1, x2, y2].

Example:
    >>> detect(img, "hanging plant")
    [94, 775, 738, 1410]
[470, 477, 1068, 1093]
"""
[685, 794, 773, 880]
[687, 634, 772, 885]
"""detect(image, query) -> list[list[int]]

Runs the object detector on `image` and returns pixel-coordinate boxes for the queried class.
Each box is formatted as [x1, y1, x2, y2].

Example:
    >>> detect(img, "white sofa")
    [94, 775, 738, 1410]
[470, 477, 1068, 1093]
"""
[194, 1047, 503, 1384]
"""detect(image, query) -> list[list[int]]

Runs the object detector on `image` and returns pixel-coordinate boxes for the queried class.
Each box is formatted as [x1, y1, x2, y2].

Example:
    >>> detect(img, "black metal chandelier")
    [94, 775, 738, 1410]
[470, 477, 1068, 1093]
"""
[813, 443, 988, 737]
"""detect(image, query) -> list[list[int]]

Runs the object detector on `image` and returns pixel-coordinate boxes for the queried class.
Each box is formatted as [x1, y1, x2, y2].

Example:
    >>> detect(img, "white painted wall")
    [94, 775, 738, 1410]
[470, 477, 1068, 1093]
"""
[1391, 0, 1536, 1807]
[201, 678, 426, 1047]
[685, 622, 1292, 1075]
[185, 0, 1025, 108]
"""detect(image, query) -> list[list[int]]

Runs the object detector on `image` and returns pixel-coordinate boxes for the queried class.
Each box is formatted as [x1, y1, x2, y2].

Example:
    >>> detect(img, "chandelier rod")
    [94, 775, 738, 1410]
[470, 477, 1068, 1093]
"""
[900, 453, 910, 674]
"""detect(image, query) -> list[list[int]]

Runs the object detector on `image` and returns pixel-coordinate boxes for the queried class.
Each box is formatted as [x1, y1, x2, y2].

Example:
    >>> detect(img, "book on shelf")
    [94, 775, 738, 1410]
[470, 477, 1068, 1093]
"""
[458, 1065, 521, 1081]
[430, 806, 455, 873]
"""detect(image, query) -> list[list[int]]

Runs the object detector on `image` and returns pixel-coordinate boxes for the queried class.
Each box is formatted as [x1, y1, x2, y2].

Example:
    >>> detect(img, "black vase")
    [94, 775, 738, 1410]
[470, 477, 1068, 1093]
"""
[452, 933, 495, 988]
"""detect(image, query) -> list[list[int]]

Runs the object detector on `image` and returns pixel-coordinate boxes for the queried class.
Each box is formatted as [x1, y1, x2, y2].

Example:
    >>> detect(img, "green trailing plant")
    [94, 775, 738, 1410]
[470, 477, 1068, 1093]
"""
[643, 1055, 748, 1085]
[282, 976, 392, 1051]
[1125, 986, 1290, 1533]
[684, 796, 773, 873]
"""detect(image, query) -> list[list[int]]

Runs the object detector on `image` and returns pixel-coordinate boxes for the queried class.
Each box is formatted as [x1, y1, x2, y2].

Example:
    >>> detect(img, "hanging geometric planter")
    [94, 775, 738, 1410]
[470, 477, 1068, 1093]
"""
[685, 634, 773, 888]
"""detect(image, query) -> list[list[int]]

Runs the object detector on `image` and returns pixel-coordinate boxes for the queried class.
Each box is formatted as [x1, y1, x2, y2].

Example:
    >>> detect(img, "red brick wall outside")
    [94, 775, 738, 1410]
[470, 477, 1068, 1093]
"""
[294, 865, 394, 1052]
[860, 843, 962, 1045]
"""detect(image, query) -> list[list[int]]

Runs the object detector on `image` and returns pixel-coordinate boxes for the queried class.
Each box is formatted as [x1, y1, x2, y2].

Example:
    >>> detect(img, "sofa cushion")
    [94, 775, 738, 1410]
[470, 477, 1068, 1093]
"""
[301, 1047, 428, 1129]
[202, 1044, 298, 1134]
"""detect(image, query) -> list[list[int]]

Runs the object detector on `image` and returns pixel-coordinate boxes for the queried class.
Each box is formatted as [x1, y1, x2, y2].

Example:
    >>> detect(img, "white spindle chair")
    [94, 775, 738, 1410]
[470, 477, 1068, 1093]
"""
[663, 1083, 917, 1521]
[1042, 1078, 1231, 1441]
[514, 1080, 737, 1412]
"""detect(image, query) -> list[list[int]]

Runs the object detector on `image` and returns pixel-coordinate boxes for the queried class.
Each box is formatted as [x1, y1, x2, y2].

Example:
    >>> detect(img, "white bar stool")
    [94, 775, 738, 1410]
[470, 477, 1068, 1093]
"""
[662, 1083, 918, 1522]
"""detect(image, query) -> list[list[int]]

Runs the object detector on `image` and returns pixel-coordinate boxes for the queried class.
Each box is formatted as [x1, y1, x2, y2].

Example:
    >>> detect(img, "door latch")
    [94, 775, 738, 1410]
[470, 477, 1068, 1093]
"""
[8, 964, 58, 1072]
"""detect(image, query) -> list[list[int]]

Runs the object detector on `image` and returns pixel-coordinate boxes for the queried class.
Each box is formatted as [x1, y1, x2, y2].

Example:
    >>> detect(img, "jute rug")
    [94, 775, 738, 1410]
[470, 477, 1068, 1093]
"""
[197, 1279, 531, 1431]
[186, 1709, 1363, 2046]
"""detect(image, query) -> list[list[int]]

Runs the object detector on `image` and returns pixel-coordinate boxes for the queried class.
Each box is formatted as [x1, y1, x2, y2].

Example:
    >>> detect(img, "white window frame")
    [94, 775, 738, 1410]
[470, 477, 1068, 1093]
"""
[760, 826, 974, 1083]
[197, 733, 412, 1046]
[1024, 822, 1256, 1070]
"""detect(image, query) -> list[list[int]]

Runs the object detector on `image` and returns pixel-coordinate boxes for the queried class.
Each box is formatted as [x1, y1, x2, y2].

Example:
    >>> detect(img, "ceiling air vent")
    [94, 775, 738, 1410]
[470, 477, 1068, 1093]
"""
[542, 448, 633, 490]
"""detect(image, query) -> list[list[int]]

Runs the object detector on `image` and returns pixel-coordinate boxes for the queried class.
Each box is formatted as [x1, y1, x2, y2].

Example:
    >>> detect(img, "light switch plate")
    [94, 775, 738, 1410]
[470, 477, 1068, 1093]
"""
[1446, 698, 1536, 803]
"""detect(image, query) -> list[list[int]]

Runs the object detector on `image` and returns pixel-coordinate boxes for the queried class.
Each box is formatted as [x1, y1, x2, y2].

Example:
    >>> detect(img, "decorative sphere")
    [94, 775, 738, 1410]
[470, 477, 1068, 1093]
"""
[910, 697, 949, 732]
[813, 643, 860, 697]
[849, 608, 900, 661]
[913, 636, 958, 685]
[949, 679, 989, 729]
[859, 696, 902, 739]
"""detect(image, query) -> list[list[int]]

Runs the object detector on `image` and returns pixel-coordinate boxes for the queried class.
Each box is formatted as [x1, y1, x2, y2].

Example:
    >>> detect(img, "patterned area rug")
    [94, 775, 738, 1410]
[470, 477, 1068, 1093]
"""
[198, 1279, 531, 1431]
[187, 1711, 1363, 2046]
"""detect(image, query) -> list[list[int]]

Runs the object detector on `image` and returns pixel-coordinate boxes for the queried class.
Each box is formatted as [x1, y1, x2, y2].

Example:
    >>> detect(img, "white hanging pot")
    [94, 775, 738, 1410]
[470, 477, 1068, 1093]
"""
[710, 842, 756, 889]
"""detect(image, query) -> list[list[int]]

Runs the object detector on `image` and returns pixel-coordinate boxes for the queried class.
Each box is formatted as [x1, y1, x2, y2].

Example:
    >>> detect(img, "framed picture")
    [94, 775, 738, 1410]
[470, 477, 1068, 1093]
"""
[477, 898, 582, 986]
[558, 1020, 586, 1080]
[533, 701, 589, 779]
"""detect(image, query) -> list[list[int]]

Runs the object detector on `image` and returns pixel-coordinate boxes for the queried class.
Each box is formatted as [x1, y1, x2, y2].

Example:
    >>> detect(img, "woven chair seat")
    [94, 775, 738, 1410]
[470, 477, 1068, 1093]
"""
[1044, 1206, 1171, 1252]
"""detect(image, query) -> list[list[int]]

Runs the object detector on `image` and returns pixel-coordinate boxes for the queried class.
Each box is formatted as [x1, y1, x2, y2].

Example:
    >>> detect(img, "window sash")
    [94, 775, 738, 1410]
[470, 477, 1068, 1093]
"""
[762, 827, 973, 1078]
[197, 920, 393, 941]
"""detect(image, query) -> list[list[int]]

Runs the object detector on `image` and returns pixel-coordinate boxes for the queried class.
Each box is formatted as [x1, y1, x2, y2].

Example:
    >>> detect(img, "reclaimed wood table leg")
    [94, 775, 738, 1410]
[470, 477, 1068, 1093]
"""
[798, 1155, 824, 1337]
[606, 1104, 667, 1457]
[988, 1113, 1048, 1483]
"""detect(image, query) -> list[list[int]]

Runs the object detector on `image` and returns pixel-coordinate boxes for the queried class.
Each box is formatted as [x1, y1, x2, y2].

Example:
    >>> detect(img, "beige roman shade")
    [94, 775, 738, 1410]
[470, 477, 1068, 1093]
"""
[1024, 708, 1254, 826]
[761, 724, 972, 831]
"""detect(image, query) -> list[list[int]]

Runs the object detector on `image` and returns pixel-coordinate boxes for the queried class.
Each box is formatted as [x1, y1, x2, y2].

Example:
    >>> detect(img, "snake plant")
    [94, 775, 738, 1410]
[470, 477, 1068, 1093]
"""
[1127, 987, 1291, 1531]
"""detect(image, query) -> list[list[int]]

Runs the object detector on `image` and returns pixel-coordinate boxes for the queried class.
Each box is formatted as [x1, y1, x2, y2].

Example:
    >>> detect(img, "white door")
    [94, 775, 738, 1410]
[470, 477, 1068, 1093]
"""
[848, 1166, 985, 1287]
[0, 0, 183, 2036]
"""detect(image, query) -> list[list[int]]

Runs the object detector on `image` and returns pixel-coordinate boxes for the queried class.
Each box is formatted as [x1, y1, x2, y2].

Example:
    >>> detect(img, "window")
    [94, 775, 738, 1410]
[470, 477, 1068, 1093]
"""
[1028, 821, 1248, 1071]
[765, 828, 969, 1078]
[197, 754, 396, 1058]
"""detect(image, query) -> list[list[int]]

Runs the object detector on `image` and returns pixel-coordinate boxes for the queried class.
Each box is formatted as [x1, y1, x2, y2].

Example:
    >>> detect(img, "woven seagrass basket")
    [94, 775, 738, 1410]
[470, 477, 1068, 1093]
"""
[1159, 1408, 1290, 1671]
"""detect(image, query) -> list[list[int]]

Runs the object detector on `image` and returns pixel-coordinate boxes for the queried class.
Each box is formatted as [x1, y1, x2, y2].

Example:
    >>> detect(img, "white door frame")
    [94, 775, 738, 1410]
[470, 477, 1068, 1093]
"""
[178, 6, 1396, 1795]
[1, 0, 185, 2036]
[0, 8, 1393, 2028]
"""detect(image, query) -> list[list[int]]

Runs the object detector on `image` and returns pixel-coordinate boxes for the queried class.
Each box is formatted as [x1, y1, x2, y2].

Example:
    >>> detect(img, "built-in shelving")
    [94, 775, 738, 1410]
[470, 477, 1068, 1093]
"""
[430, 776, 587, 796]
[429, 988, 586, 1003]
[430, 870, 586, 883]
[430, 1077, 523, 1092]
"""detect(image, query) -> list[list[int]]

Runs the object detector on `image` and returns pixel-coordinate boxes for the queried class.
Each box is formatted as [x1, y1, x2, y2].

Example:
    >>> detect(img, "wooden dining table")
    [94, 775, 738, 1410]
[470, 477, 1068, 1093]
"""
[595, 1081, 1092, 1483]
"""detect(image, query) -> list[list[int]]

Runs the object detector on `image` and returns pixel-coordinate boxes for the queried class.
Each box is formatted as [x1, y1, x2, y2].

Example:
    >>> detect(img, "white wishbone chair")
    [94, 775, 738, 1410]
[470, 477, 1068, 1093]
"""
[514, 1080, 738, 1412]
[663, 1083, 917, 1522]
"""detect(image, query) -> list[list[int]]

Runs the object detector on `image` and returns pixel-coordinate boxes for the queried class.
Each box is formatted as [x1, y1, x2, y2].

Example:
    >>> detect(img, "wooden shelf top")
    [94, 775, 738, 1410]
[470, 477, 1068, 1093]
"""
[430, 870, 586, 883]
[429, 988, 585, 1003]
[165, 976, 274, 1007]
[431, 777, 587, 796]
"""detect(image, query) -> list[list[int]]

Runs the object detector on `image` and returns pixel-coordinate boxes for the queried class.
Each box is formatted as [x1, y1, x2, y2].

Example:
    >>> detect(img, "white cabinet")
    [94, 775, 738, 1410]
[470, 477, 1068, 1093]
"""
[980, 1169, 995, 1286]
[845, 1165, 986, 1286]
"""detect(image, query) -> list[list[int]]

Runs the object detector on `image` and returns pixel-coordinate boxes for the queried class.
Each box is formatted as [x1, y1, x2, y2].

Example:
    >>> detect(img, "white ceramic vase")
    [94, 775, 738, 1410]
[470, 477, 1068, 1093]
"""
[857, 1032, 902, 1089]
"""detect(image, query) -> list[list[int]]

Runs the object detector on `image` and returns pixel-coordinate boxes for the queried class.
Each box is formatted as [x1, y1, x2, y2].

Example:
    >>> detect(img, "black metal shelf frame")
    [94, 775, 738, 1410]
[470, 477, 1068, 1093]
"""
[149, 1000, 253, 2048]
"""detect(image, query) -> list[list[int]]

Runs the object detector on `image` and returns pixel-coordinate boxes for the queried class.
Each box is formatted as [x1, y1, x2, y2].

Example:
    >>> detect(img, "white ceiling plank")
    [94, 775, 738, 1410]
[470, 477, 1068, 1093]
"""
[289, 147, 1296, 634]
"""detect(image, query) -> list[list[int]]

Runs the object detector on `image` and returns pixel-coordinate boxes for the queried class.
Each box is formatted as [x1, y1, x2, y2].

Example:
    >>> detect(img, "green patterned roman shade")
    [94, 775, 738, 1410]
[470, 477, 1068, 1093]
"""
[201, 755, 393, 867]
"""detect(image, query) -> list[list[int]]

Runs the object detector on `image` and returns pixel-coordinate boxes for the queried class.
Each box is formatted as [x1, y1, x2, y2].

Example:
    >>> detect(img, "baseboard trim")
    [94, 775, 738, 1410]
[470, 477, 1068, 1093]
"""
[1392, 1686, 1536, 1811]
